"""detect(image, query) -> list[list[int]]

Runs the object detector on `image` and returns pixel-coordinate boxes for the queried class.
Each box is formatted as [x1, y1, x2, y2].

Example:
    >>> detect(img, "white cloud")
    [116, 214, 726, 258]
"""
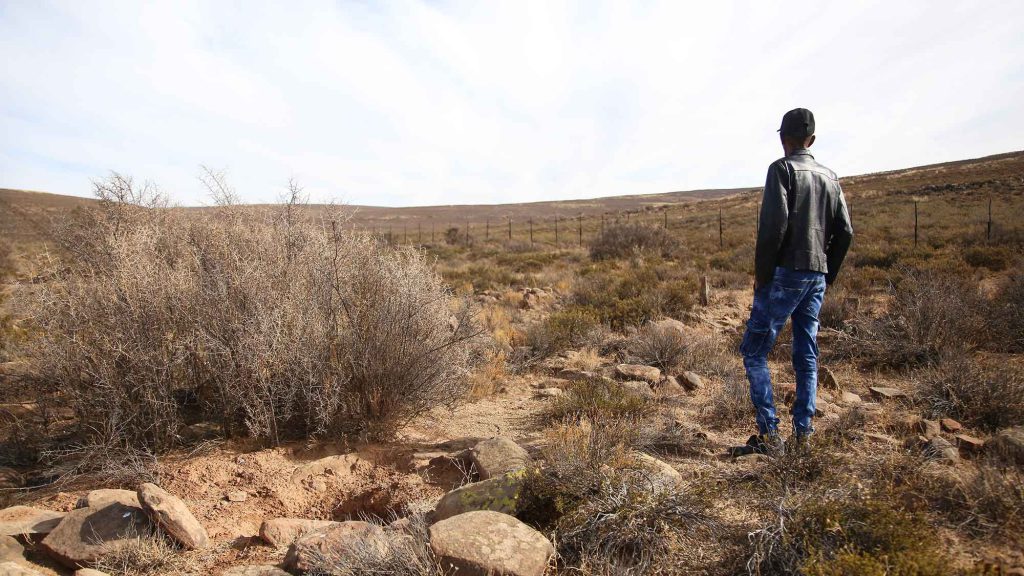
[1, 0, 1022, 206]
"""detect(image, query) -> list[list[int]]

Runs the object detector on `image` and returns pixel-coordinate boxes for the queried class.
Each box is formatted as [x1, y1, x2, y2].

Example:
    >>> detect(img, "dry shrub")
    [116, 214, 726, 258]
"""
[466, 349, 507, 399]
[916, 354, 1024, 432]
[624, 323, 687, 371]
[963, 244, 1014, 271]
[92, 531, 185, 576]
[857, 266, 983, 368]
[307, 512, 441, 576]
[17, 174, 478, 453]
[526, 306, 602, 357]
[589, 223, 679, 261]
[538, 376, 653, 425]
[986, 272, 1024, 353]
[702, 374, 749, 429]
[572, 262, 697, 331]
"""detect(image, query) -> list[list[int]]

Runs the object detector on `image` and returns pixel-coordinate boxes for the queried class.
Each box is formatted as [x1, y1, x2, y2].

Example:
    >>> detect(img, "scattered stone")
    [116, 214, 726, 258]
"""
[818, 366, 840, 390]
[940, 418, 963, 433]
[989, 426, 1024, 465]
[862, 432, 899, 446]
[283, 521, 386, 573]
[226, 491, 248, 503]
[615, 364, 661, 383]
[1, 535, 23, 561]
[814, 400, 839, 418]
[649, 318, 688, 339]
[954, 434, 985, 455]
[924, 436, 960, 464]
[914, 419, 942, 439]
[534, 387, 563, 398]
[621, 380, 655, 398]
[869, 386, 908, 401]
[76, 489, 140, 509]
[0, 468, 25, 490]
[0, 506, 66, 536]
[76, 569, 113, 576]
[260, 518, 340, 548]
[429, 511, 553, 576]
[679, 371, 703, 391]
[657, 375, 686, 396]
[221, 566, 291, 576]
[839, 391, 861, 404]
[433, 470, 527, 522]
[635, 453, 682, 492]
[40, 496, 150, 567]
[471, 438, 530, 480]
[557, 369, 597, 381]
[0, 562, 45, 575]
[137, 483, 210, 549]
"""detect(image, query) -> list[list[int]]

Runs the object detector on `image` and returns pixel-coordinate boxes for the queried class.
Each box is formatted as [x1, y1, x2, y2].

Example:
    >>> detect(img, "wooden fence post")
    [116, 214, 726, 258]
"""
[718, 208, 723, 248]
[529, 219, 534, 246]
[987, 198, 993, 242]
[914, 201, 919, 248]
[578, 214, 582, 246]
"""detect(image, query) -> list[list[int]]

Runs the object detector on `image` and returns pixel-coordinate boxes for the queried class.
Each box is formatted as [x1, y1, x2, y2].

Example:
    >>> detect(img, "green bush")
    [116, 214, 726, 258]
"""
[589, 223, 679, 261]
[539, 376, 653, 425]
[963, 245, 1013, 271]
[526, 307, 601, 356]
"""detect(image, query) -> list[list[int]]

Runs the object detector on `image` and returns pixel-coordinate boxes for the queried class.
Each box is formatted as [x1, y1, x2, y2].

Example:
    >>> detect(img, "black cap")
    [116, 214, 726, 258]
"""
[778, 108, 815, 138]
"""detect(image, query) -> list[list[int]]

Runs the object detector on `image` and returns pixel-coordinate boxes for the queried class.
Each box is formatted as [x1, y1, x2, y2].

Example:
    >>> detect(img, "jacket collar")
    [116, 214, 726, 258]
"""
[790, 148, 814, 158]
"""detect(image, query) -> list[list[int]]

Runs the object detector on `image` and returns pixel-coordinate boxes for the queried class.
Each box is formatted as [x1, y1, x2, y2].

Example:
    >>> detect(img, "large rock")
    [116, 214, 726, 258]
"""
[283, 521, 386, 573]
[137, 483, 209, 549]
[635, 453, 682, 492]
[1, 535, 23, 561]
[433, 470, 527, 522]
[923, 436, 959, 464]
[615, 364, 661, 383]
[0, 506, 66, 536]
[259, 518, 339, 548]
[429, 511, 553, 576]
[75, 569, 113, 576]
[990, 426, 1024, 465]
[220, 566, 291, 576]
[76, 489, 140, 509]
[650, 318, 688, 339]
[818, 367, 840, 390]
[869, 386, 908, 401]
[471, 438, 531, 480]
[621, 381, 655, 399]
[40, 498, 150, 567]
[679, 371, 703, 391]
[0, 561, 45, 575]
[839, 391, 862, 405]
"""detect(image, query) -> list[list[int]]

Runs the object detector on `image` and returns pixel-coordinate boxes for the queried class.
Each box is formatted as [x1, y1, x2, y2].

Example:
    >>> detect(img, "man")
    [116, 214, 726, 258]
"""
[737, 108, 853, 455]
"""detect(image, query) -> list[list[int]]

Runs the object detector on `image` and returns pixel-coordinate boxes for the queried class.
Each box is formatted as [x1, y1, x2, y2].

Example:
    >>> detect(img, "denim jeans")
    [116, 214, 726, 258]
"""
[740, 267, 826, 436]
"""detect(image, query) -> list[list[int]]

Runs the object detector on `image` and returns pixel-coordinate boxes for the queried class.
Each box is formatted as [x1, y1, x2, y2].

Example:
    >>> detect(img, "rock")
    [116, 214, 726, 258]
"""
[534, 388, 563, 398]
[1, 535, 23, 561]
[657, 376, 686, 396]
[76, 489, 140, 509]
[137, 483, 209, 549]
[839, 391, 862, 404]
[940, 418, 963, 433]
[862, 432, 899, 446]
[869, 386, 908, 401]
[433, 470, 527, 522]
[557, 369, 597, 381]
[0, 468, 25, 490]
[954, 433, 985, 455]
[914, 419, 942, 439]
[621, 381, 655, 398]
[40, 497, 150, 567]
[819, 367, 840, 390]
[635, 453, 682, 492]
[0, 506, 66, 536]
[429, 511, 553, 576]
[226, 491, 248, 503]
[0, 562, 45, 575]
[814, 400, 839, 418]
[220, 566, 291, 576]
[615, 364, 661, 383]
[679, 371, 703, 391]
[989, 426, 1024, 465]
[290, 453, 368, 486]
[471, 438, 530, 480]
[283, 521, 386, 573]
[259, 518, 340, 548]
[76, 570, 113, 576]
[650, 318, 688, 339]
[924, 436, 959, 464]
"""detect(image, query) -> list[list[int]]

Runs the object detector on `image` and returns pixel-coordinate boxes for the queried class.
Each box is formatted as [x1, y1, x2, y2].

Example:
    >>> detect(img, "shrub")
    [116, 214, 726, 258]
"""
[306, 512, 441, 576]
[702, 374, 749, 429]
[17, 174, 478, 453]
[526, 307, 601, 357]
[916, 354, 1024, 432]
[589, 223, 679, 261]
[572, 262, 696, 330]
[625, 323, 688, 371]
[986, 272, 1024, 353]
[539, 376, 653, 425]
[963, 244, 1014, 271]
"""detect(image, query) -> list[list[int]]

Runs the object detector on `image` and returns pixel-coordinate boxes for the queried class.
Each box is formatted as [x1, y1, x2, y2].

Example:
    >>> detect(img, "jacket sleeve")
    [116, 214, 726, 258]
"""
[825, 184, 854, 285]
[755, 161, 790, 286]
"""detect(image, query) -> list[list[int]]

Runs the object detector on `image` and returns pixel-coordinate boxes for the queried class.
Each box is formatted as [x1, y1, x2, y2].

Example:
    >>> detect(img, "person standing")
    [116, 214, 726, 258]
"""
[737, 108, 854, 455]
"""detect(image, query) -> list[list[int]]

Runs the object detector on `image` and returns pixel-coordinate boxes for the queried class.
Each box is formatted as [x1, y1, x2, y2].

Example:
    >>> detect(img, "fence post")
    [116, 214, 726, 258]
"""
[508, 217, 512, 240]
[403, 225, 407, 244]
[466, 219, 470, 245]
[554, 217, 559, 247]
[486, 219, 489, 240]
[987, 198, 993, 242]
[718, 208, 723, 248]
[601, 214, 605, 234]
[914, 201, 918, 248]
[578, 214, 583, 246]
[431, 222, 435, 243]
[663, 211, 668, 229]
[529, 219, 534, 246]
[417, 222, 421, 243]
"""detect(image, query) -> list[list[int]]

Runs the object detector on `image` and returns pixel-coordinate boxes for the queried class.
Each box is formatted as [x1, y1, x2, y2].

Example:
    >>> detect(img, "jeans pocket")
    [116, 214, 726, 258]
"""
[740, 328, 771, 357]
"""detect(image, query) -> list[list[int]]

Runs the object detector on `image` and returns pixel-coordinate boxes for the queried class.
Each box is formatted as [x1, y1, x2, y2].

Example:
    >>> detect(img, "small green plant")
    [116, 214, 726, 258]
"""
[539, 376, 653, 425]
[526, 306, 601, 357]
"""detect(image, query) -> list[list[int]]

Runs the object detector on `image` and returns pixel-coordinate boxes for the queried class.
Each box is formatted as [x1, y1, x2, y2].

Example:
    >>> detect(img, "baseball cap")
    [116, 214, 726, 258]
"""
[778, 108, 815, 138]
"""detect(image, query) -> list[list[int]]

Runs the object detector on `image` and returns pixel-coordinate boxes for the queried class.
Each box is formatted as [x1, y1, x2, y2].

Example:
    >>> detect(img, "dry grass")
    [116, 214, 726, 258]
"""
[306, 512, 442, 576]
[916, 354, 1024, 432]
[589, 222, 680, 261]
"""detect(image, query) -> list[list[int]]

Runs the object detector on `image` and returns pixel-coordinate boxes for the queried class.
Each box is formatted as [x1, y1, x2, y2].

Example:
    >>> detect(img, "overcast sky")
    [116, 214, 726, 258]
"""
[1, 1, 1022, 206]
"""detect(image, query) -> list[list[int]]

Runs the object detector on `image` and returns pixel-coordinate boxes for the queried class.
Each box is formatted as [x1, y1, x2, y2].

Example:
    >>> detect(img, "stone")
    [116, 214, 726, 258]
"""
[679, 371, 703, 391]
[0, 506, 66, 536]
[470, 438, 530, 480]
[840, 391, 862, 404]
[429, 511, 553, 576]
[76, 570, 113, 576]
[615, 364, 661, 383]
[1, 535, 23, 561]
[433, 470, 527, 522]
[914, 419, 942, 439]
[290, 453, 369, 486]
[0, 468, 25, 490]
[220, 566, 291, 576]
[649, 318, 688, 339]
[259, 518, 340, 548]
[557, 369, 597, 381]
[283, 521, 386, 573]
[657, 376, 686, 396]
[814, 400, 839, 418]
[869, 386, 908, 401]
[989, 426, 1024, 465]
[635, 453, 682, 492]
[40, 497, 150, 567]
[954, 433, 985, 455]
[137, 483, 210, 549]
[819, 367, 840, 390]
[0, 562, 45, 575]
[940, 418, 963, 433]
[226, 491, 248, 502]
[924, 436, 959, 464]
[862, 432, 899, 446]
[621, 381, 655, 398]
[534, 387, 563, 398]
[76, 489, 140, 509]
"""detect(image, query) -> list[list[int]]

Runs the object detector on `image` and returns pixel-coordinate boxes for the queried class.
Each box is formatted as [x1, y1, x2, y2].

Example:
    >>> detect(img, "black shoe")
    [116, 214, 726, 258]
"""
[729, 433, 785, 457]
[790, 432, 813, 453]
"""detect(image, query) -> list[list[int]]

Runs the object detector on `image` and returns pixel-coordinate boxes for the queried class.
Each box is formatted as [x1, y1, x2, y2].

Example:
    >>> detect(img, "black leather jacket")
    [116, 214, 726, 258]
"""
[755, 149, 853, 286]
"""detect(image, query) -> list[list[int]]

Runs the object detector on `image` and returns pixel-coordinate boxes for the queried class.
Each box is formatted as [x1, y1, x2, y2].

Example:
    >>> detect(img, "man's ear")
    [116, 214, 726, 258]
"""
[806, 134, 816, 148]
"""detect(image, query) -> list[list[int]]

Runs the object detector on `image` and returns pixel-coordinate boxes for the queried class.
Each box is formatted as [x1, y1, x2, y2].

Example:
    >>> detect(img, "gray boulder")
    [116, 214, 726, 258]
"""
[429, 511, 553, 576]
[40, 498, 150, 567]
[433, 470, 527, 522]
[283, 521, 386, 573]
[137, 483, 209, 549]
[0, 506, 65, 536]
[990, 426, 1024, 465]
[616, 364, 661, 383]
[259, 518, 339, 548]
[470, 438, 530, 480]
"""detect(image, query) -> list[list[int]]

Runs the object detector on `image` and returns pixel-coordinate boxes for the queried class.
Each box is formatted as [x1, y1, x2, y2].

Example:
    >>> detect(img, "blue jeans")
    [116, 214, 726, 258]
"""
[740, 267, 826, 436]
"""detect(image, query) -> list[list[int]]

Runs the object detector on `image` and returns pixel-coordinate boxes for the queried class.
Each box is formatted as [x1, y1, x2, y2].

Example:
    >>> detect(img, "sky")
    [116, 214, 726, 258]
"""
[1, 1, 1022, 207]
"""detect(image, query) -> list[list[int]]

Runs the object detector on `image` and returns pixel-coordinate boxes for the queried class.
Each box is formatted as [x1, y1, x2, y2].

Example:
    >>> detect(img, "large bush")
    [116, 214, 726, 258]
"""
[18, 175, 477, 451]
[589, 223, 679, 261]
